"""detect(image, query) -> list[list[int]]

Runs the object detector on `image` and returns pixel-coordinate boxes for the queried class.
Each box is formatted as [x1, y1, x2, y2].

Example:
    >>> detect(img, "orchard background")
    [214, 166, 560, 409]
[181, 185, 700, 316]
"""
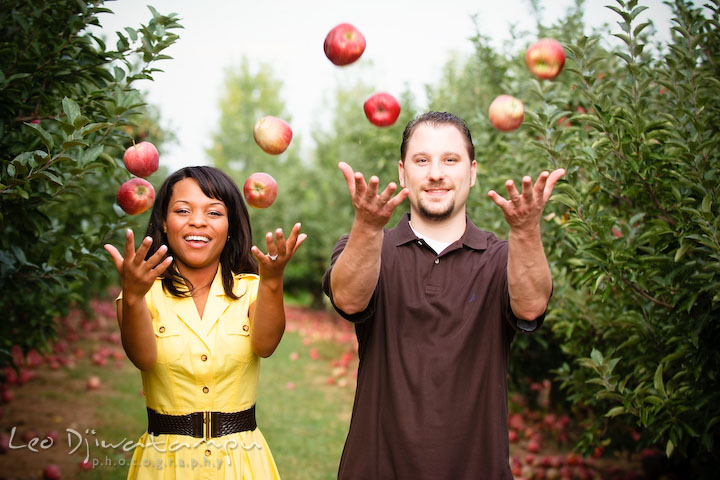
[1, 0, 718, 479]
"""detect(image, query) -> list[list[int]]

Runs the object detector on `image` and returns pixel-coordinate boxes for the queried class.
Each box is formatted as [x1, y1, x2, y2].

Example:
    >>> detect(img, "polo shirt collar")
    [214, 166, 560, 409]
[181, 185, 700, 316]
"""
[391, 212, 490, 251]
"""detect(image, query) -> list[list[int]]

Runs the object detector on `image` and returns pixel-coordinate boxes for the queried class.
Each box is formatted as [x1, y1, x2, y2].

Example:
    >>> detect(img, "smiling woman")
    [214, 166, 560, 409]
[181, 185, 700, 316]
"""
[103, 166, 307, 479]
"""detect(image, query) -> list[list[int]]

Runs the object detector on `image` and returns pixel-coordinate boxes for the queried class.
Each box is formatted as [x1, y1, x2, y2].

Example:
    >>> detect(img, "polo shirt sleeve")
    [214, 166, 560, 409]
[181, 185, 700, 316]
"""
[322, 234, 377, 323]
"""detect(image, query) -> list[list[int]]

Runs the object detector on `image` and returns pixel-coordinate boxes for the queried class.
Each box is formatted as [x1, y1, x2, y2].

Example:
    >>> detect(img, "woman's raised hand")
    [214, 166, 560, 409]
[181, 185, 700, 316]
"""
[104, 229, 174, 301]
[251, 222, 307, 277]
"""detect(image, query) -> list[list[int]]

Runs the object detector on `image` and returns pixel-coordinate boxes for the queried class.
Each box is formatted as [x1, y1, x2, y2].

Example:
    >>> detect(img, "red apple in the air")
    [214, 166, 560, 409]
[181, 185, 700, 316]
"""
[42, 464, 61, 480]
[116, 178, 155, 215]
[253, 116, 292, 155]
[525, 38, 566, 80]
[364, 92, 401, 127]
[324, 23, 366, 66]
[488, 95, 525, 132]
[243, 172, 278, 209]
[123, 141, 159, 178]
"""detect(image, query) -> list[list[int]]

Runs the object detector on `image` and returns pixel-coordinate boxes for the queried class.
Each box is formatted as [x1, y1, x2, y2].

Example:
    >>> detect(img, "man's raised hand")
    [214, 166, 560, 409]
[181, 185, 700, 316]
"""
[487, 168, 565, 233]
[338, 161, 408, 230]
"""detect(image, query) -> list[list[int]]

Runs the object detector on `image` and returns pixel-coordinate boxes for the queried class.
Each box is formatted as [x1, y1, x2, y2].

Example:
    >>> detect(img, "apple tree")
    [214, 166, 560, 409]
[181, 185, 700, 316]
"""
[0, 1, 182, 367]
[546, 0, 719, 470]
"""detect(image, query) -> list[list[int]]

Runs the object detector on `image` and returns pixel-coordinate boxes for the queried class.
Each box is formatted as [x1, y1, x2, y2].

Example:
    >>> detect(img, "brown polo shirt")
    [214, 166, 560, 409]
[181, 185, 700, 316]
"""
[322, 213, 543, 479]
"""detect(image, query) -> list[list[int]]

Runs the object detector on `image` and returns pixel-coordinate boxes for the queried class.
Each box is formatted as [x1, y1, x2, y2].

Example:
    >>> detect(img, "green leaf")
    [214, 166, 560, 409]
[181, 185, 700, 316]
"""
[62, 97, 81, 124]
[666, 439, 674, 458]
[551, 193, 577, 209]
[654, 363, 666, 398]
[79, 122, 112, 137]
[25, 122, 54, 150]
[701, 195, 712, 214]
[73, 115, 90, 129]
[114, 66, 126, 82]
[62, 140, 88, 149]
[81, 145, 104, 165]
[605, 406, 626, 417]
[675, 242, 691, 262]
[590, 348, 603, 365]
[37, 170, 63, 186]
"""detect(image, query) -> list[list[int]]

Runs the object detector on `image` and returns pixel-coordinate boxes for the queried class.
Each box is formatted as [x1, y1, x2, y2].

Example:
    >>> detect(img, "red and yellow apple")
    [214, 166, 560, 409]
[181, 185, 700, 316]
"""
[324, 23, 366, 66]
[363, 92, 401, 127]
[243, 172, 278, 209]
[253, 116, 293, 155]
[525, 38, 566, 80]
[488, 95, 525, 132]
[116, 178, 155, 215]
[123, 141, 159, 178]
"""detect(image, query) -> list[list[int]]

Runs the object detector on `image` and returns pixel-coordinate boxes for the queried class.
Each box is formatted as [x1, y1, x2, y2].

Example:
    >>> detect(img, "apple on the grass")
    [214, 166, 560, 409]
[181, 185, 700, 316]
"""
[324, 23, 366, 66]
[364, 92, 401, 127]
[253, 116, 292, 155]
[43, 464, 61, 480]
[123, 141, 159, 178]
[525, 38, 566, 80]
[116, 177, 155, 215]
[87, 375, 101, 390]
[243, 172, 278, 209]
[488, 94, 525, 132]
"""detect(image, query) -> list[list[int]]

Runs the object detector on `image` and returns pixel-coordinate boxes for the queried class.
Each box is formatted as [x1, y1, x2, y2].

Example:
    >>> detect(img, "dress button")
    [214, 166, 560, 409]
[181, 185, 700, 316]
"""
[417, 240, 423, 246]
[202, 386, 209, 394]
[201, 354, 208, 362]
[242, 324, 249, 332]
[158, 326, 165, 333]
[434, 258, 440, 264]
[205, 449, 211, 456]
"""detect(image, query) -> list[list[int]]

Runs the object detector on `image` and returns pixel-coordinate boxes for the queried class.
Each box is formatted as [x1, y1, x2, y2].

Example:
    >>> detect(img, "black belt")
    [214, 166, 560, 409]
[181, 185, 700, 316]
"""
[147, 405, 257, 441]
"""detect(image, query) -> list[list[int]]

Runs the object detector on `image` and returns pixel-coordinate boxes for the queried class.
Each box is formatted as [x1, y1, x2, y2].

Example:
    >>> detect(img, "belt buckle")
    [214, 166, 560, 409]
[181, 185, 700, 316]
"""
[203, 411, 211, 442]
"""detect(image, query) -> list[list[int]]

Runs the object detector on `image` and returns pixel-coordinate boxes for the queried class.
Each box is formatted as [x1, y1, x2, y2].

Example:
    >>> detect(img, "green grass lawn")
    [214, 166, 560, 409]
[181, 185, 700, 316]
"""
[257, 332, 355, 479]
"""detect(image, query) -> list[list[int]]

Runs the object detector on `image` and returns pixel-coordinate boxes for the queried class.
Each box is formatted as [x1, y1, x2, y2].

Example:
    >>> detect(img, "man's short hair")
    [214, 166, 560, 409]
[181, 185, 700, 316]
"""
[400, 111, 475, 162]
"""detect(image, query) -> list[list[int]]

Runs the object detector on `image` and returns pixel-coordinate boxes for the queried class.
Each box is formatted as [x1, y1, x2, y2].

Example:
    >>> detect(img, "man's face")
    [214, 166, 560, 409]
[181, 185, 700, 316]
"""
[398, 123, 477, 222]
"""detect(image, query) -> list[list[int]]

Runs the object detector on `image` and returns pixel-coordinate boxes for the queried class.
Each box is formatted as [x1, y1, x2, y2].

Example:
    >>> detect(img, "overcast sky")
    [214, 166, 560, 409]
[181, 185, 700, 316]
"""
[96, 0, 674, 172]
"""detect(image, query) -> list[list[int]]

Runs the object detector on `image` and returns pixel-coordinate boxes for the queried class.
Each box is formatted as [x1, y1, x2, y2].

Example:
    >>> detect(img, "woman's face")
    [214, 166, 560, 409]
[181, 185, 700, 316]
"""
[163, 178, 229, 275]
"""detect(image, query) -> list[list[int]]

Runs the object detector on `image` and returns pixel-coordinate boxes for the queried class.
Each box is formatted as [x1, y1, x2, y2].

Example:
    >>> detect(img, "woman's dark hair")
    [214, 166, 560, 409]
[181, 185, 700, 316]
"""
[144, 166, 257, 299]
[400, 111, 475, 162]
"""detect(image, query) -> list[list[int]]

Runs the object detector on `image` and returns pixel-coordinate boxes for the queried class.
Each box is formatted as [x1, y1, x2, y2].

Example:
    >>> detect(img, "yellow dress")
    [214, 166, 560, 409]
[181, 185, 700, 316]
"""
[123, 269, 281, 480]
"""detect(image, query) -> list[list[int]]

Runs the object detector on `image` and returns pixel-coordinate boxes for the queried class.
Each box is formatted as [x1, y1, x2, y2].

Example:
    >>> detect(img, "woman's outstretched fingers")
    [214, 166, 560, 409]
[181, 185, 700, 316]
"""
[104, 243, 124, 273]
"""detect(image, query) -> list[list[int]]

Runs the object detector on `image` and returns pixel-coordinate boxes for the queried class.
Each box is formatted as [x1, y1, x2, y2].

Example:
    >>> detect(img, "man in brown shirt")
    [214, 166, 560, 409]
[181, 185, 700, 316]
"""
[322, 111, 564, 479]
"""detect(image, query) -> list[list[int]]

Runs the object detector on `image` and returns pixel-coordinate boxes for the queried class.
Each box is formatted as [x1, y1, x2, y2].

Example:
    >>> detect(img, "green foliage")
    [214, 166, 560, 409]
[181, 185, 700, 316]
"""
[0, 1, 182, 366]
[549, 0, 719, 467]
